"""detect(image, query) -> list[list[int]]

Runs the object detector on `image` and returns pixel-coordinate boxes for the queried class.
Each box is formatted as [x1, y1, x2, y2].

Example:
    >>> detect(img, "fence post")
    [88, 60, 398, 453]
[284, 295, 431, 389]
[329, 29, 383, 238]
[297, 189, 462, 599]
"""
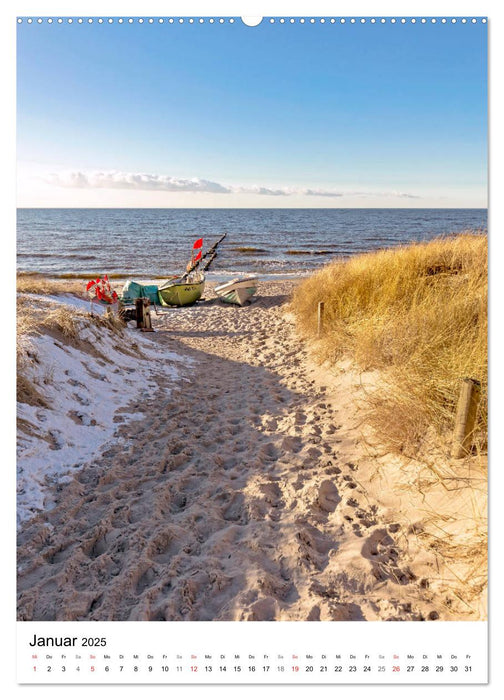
[452, 378, 481, 458]
[317, 301, 325, 338]
[135, 297, 154, 332]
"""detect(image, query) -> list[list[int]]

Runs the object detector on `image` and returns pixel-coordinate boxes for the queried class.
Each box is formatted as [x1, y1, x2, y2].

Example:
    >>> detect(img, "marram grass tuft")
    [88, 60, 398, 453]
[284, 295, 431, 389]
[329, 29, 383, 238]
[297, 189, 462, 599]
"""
[292, 233, 487, 455]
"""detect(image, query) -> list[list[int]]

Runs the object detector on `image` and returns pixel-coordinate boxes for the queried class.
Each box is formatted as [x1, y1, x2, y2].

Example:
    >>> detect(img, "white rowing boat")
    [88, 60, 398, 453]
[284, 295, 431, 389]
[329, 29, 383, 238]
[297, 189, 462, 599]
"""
[214, 276, 258, 306]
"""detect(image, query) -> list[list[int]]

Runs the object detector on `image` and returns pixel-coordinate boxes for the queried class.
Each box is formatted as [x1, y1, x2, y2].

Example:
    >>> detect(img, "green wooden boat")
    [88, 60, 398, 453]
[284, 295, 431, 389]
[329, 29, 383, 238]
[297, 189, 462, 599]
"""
[157, 272, 205, 307]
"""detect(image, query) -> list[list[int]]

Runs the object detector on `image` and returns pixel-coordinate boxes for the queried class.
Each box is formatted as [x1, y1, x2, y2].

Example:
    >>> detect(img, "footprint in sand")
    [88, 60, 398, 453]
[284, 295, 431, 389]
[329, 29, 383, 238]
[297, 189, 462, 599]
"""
[306, 447, 322, 460]
[355, 507, 378, 528]
[146, 528, 185, 564]
[135, 565, 157, 595]
[264, 418, 278, 431]
[82, 529, 121, 560]
[326, 602, 365, 621]
[294, 412, 307, 425]
[352, 522, 365, 537]
[296, 520, 336, 570]
[42, 544, 68, 565]
[281, 436, 303, 453]
[72, 393, 91, 407]
[306, 605, 321, 620]
[257, 569, 295, 600]
[213, 454, 237, 470]
[247, 596, 279, 621]
[171, 492, 187, 512]
[361, 528, 416, 585]
[342, 476, 358, 490]
[88, 594, 104, 615]
[317, 480, 341, 512]
[260, 480, 284, 504]
[258, 443, 279, 462]
[325, 464, 342, 476]
[222, 493, 249, 524]
[47, 430, 64, 450]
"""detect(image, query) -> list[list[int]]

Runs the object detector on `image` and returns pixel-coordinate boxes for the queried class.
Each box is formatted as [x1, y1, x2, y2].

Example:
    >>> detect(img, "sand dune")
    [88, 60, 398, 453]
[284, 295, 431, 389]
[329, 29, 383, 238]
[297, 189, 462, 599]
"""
[17, 281, 486, 622]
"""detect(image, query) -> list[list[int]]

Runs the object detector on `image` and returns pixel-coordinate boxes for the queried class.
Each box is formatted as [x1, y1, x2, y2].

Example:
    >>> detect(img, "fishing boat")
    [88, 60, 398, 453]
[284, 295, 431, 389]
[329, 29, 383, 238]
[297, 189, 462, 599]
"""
[157, 233, 227, 306]
[215, 276, 258, 306]
[119, 234, 226, 308]
[157, 271, 205, 307]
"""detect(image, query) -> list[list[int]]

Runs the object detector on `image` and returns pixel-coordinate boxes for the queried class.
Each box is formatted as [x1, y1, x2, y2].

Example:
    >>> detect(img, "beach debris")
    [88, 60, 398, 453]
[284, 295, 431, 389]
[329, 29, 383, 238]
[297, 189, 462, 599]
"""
[86, 275, 118, 305]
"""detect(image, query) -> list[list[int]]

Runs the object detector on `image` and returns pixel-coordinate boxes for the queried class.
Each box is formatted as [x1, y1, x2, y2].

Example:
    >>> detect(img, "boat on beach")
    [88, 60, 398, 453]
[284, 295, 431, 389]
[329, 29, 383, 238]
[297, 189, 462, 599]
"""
[157, 271, 205, 307]
[120, 234, 227, 308]
[215, 276, 258, 306]
[157, 234, 227, 306]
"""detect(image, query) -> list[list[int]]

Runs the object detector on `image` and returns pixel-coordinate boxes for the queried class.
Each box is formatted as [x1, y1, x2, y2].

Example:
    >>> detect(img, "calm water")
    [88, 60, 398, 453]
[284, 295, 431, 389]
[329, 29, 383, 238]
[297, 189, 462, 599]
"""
[17, 208, 487, 281]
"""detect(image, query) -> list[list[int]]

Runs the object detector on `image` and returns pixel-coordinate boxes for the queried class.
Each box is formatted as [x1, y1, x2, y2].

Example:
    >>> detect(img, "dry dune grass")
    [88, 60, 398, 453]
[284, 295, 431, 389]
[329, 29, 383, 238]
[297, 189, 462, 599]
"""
[17, 296, 48, 405]
[16, 289, 125, 405]
[17, 272, 85, 296]
[292, 232, 487, 455]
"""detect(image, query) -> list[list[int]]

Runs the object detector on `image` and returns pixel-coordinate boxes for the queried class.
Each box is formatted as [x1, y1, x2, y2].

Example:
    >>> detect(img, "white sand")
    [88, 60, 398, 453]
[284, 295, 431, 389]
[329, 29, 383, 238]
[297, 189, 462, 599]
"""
[16, 281, 487, 622]
[17, 294, 187, 525]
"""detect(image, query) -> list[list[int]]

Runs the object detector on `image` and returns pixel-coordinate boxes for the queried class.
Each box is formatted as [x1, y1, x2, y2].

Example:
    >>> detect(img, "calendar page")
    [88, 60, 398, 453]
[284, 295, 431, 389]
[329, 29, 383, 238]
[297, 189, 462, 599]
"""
[14, 0, 489, 690]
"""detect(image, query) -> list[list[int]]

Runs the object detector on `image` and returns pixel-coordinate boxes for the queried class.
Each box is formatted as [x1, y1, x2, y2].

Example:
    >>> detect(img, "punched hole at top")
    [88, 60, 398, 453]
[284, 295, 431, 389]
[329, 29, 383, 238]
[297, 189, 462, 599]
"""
[241, 17, 263, 27]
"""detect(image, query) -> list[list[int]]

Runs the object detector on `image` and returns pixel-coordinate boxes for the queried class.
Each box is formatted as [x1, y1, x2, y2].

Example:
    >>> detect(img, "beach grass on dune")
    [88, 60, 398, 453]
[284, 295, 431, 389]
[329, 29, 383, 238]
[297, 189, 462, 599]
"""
[16, 288, 125, 405]
[17, 272, 85, 296]
[292, 232, 488, 455]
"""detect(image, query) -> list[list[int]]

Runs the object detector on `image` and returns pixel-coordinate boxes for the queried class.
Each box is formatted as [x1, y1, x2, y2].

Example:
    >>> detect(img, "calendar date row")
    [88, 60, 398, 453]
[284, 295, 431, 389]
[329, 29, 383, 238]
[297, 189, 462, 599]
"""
[34, 663, 474, 674]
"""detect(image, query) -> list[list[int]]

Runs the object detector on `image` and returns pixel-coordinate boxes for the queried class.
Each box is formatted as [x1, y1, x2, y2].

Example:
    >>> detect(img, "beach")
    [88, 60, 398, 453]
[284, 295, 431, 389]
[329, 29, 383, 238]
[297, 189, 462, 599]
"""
[16, 279, 487, 622]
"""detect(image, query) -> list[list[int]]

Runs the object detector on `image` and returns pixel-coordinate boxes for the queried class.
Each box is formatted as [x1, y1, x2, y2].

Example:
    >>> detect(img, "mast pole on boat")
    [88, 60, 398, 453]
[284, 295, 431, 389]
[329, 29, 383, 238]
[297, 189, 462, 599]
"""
[182, 233, 227, 280]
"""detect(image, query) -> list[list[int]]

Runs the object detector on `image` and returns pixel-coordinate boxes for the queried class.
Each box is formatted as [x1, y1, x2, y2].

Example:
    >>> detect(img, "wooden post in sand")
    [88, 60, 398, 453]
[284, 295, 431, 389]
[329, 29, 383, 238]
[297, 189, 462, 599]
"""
[317, 301, 325, 337]
[135, 298, 143, 328]
[452, 378, 481, 458]
[135, 297, 154, 332]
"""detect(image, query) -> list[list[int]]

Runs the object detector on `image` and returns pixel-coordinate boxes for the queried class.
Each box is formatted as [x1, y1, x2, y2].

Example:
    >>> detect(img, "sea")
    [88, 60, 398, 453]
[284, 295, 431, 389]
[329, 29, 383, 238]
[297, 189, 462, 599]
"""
[16, 208, 487, 281]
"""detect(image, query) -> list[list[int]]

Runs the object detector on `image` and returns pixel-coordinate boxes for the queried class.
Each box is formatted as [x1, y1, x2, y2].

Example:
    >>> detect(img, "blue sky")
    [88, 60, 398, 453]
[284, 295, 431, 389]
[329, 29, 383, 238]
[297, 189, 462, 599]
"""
[17, 17, 488, 207]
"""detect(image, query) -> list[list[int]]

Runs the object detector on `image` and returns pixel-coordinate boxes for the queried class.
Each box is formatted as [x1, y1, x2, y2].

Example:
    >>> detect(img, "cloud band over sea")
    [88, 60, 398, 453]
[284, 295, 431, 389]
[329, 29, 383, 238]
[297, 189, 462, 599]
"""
[45, 170, 420, 199]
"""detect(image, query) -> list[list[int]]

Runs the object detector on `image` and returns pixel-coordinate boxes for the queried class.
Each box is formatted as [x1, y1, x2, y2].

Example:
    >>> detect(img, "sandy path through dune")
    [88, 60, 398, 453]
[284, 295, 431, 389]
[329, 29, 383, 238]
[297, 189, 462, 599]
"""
[17, 281, 483, 622]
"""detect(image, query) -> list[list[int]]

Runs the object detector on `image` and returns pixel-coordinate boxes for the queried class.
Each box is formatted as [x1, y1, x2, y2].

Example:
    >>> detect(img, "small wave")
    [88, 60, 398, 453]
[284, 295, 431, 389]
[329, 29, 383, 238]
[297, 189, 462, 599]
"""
[52, 272, 172, 280]
[16, 270, 103, 281]
[17, 253, 57, 259]
[286, 249, 335, 256]
[16, 270, 46, 277]
[17, 253, 100, 261]
[232, 246, 269, 254]
[54, 272, 129, 280]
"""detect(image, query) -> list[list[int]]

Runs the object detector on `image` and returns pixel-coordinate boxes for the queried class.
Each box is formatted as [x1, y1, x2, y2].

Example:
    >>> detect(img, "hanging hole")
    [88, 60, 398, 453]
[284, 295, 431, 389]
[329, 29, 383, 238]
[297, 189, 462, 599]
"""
[241, 17, 263, 27]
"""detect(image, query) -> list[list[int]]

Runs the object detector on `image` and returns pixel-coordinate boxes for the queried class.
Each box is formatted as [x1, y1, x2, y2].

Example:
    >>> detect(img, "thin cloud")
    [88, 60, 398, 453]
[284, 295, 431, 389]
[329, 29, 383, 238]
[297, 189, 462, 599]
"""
[304, 189, 343, 197]
[394, 192, 422, 199]
[338, 190, 422, 199]
[47, 171, 231, 194]
[234, 185, 291, 196]
[46, 170, 420, 199]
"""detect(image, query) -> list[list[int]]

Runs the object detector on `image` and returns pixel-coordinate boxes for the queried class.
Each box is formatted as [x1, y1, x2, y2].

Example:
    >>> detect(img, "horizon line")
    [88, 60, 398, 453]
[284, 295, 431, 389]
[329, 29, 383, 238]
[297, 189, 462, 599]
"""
[16, 206, 488, 211]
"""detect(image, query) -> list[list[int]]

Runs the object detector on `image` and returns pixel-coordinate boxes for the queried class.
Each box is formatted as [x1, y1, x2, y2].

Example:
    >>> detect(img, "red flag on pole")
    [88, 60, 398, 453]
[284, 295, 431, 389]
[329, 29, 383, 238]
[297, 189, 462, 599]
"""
[193, 238, 203, 250]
